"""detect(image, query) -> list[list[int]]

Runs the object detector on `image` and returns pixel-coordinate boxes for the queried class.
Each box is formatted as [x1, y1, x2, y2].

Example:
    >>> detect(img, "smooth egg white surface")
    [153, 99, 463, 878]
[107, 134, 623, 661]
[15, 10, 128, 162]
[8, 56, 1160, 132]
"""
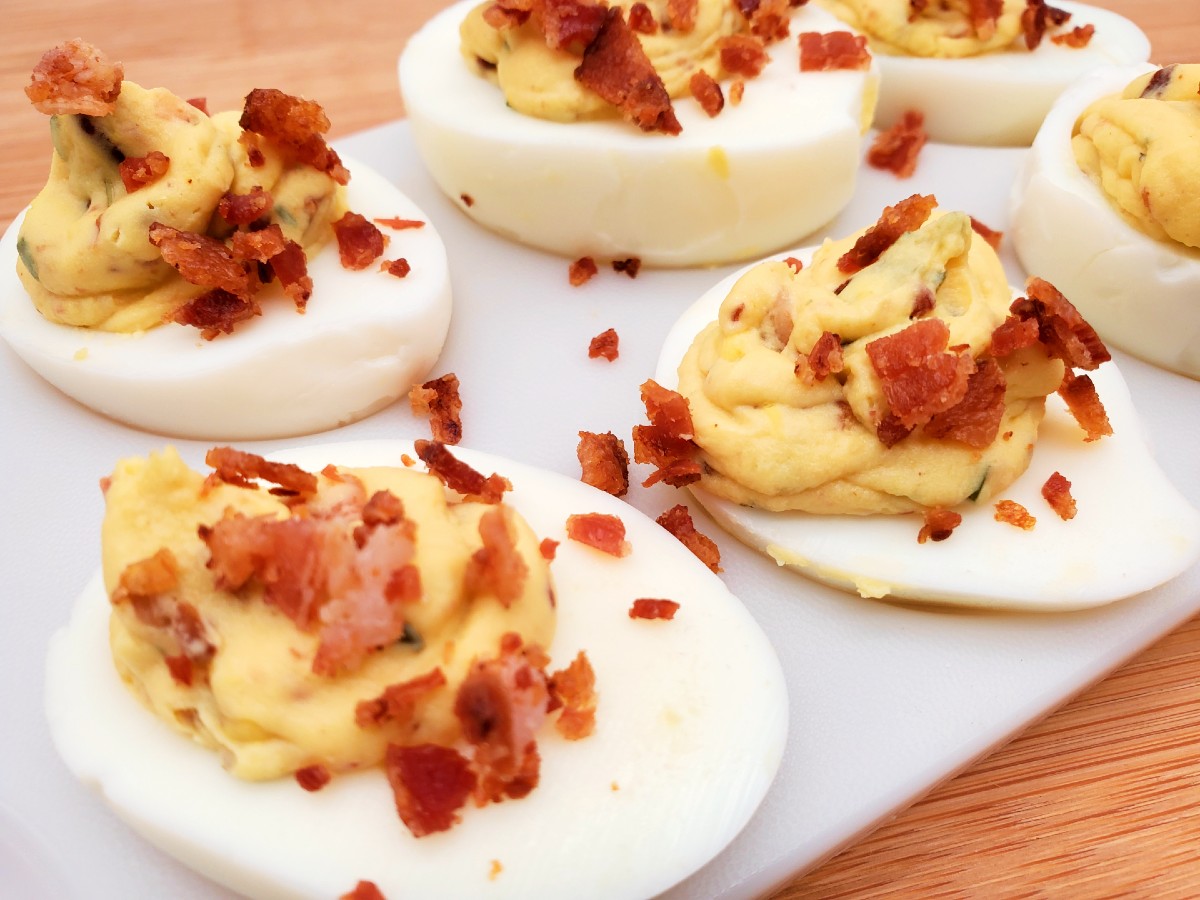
[851, 1, 1149, 146]
[655, 251, 1200, 611]
[399, 1, 878, 267]
[46, 440, 789, 900]
[0, 160, 452, 441]
[1010, 64, 1200, 379]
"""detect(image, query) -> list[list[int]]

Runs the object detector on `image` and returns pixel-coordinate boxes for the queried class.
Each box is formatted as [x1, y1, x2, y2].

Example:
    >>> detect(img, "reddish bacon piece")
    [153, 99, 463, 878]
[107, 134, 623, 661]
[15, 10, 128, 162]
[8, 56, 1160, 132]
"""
[566, 512, 630, 557]
[784, 256, 804, 273]
[867, 110, 926, 178]
[333, 212, 387, 270]
[611, 257, 642, 278]
[690, 70, 724, 117]
[970, 216, 1003, 251]
[719, 34, 769, 78]
[356, 669, 448, 728]
[628, 2, 658, 33]
[923, 357, 1006, 449]
[1051, 24, 1094, 48]
[26, 39, 123, 116]
[968, 0, 1003, 39]
[588, 327, 620, 361]
[409, 373, 463, 445]
[799, 31, 871, 71]
[577, 431, 630, 497]
[294, 764, 332, 792]
[206, 446, 319, 495]
[230, 223, 287, 263]
[866, 319, 974, 430]
[656, 504, 722, 573]
[729, 79, 746, 105]
[1021, 0, 1072, 50]
[994, 499, 1036, 530]
[170, 289, 260, 340]
[666, 0, 698, 32]
[341, 881, 387, 900]
[465, 509, 529, 607]
[219, 186, 272, 226]
[988, 314, 1040, 358]
[415, 440, 510, 503]
[239, 88, 349, 184]
[548, 651, 597, 740]
[569, 256, 598, 285]
[386, 743, 477, 837]
[1042, 471, 1077, 521]
[187, 97, 209, 115]
[484, 0, 532, 29]
[149, 223, 256, 298]
[801, 331, 844, 384]
[576, 8, 681, 134]
[112, 548, 179, 601]
[382, 258, 411, 278]
[539, 538, 559, 561]
[737, 0, 795, 41]
[540, 0, 609, 51]
[1011, 278, 1110, 371]
[917, 507, 962, 543]
[374, 216, 425, 230]
[118, 151, 169, 193]
[269, 240, 313, 310]
[633, 379, 703, 488]
[1058, 369, 1112, 442]
[354, 489, 409, 547]
[629, 598, 680, 620]
[838, 194, 937, 274]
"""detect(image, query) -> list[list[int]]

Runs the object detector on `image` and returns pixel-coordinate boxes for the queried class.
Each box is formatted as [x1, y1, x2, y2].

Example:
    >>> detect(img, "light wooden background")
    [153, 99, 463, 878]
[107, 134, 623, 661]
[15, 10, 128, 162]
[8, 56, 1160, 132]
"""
[2, 2, 1199, 897]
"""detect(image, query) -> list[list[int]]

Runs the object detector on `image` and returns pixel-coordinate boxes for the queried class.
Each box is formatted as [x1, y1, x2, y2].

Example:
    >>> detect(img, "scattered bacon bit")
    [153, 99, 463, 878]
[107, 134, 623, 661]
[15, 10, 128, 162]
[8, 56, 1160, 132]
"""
[246, 146, 266, 167]
[784, 256, 804, 274]
[738, 0, 795, 41]
[876, 413, 913, 448]
[1011, 278, 1110, 370]
[1021, 0, 1072, 50]
[374, 216, 425, 230]
[340, 881, 386, 900]
[588, 327, 620, 361]
[566, 512, 630, 557]
[910, 285, 936, 319]
[1139, 65, 1176, 99]
[1051, 22, 1093, 46]
[170, 289, 260, 340]
[666, 0, 698, 32]
[633, 379, 703, 488]
[729, 79, 746, 104]
[149, 223, 256, 298]
[386, 743, 476, 837]
[994, 499, 1036, 530]
[295, 764, 332, 792]
[205, 446, 319, 495]
[1042, 471, 1077, 521]
[112, 548, 179, 602]
[576, 9, 681, 134]
[577, 431, 630, 497]
[612, 257, 642, 278]
[656, 504, 721, 573]
[988, 314, 1039, 358]
[239, 87, 349, 184]
[26, 39, 123, 116]
[690, 70, 724, 117]
[99, 475, 112, 495]
[540, 0, 609, 51]
[924, 357, 1006, 449]
[230, 223, 287, 263]
[186, 97, 209, 115]
[355, 489, 408, 545]
[118, 151, 170, 193]
[719, 34, 769, 78]
[801, 331, 844, 384]
[548, 651, 597, 739]
[967, 0, 1003, 40]
[799, 31, 871, 71]
[628, 1, 658, 33]
[465, 509, 529, 607]
[356, 669, 448, 728]
[333, 212, 387, 270]
[629, 598, 680, 620]
[866, 319, 974, 429]
[218, 186, 272, 226]
[838, 194, 937, 274]
[867, 110, 926, 178]
[569, 256, 598, 286]
[382, 258, 411, 278]
[483, 1, 532, 30]
[539, 538, 559, 560]
[409, 373, 463, 445]
[918, 507, 962, 543]
[268, 240, 313, 310]
[415, 440, 510, 503]
[970, 216, 1003, 251]
[1058, 369, 1112, 442]
[461, 193, 475, 207]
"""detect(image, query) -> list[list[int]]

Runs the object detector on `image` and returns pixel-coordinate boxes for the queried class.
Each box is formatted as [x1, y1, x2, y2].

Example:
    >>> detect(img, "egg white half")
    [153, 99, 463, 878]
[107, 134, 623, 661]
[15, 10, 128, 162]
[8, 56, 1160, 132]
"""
[655, 250, 1200, 611]
[0, 160, 452, 440]
[1010, 64, 1200, 379]
[399, 0, 878, 267]
[848, 1, 1149, 146]
[45, 439, 789, 900]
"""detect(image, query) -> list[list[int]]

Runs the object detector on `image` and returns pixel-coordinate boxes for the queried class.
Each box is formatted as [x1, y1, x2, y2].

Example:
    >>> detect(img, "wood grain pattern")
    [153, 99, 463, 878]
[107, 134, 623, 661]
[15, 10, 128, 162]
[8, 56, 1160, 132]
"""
[2, 3, 1199, 897]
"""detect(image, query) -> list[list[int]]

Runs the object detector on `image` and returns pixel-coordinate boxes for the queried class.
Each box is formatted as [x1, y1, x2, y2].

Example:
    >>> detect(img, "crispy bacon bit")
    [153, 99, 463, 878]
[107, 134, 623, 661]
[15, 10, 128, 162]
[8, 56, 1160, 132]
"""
[566, 512, 630, 557]
[575, 9, 681, 134]
[340, 881, 386, 900]
[409, 373, 463, 445]
[539, 538, 559, 560]
[967, 0, 1003, 39]
[356, 669, 448, 728]
[737, 0, 795, 41]
[231, 223, 287, 263]
[918, 507, 962, 543]
[239, 87, 349, 184]
[170, 289, 260, 340]
[113, 548, 179, 601]
[540, 0, 609, 51]
[1140, 66, 1176, 99]
[1042, 471, 1077, 520]
[118, 151, 169, 193]
[461, 193, 475, 207]
[569, 256, 598, 285]
[268, 240, 313, 309]
[866, 319, 974, 429]
[149, 223, 256, 298]
[588, 327, 620, 361]
[247, 146, 266, 167]
[1021, 0, 1072, 50]
[801, 331, 844, 384]
[799, 31, 871, 71]
[577, 431, 630, 497]
[1051, 23, 1094, 47]
[628, 1, 658, 33]
[994, 499, 1036, 530]
[784, 256, 803, 273]
[382, 258, 411, 278]
[186, 97, 209, 115]
[876, 413, 913, 448]
[988, 314, 1039, 358]
[26, 39, 123, 116]
[206, 446, 319, 495]
[415, 440, 510, 502]
[218, 186, 272, 226]
[633, 379, 703, 488]
[666, 0, 698, 32]
[386, 743, 476, 837]
[656, 504, 721, 573]
[910, 285, 936, 319]
[867, 110, 926, 178]
[924, 357, 1005, 449]
[374, 216, 425, 230]
[295, 764, 332, 792]
[356, 489, 407, 541]
[465, 509, 528, 607]
[611, 257, 642, 278]
[838, 194, 937, 274]
[719, 34, 769, 78]
[970, 216, 1003, 251]
[690, 70, 724, 117]
[729, 79, 746, 104]
[483, 1, 531, 30]
[1011, 278, 1110, 370]
[548, 651, 597, 739]
[630, 598, 680, 620]
[1058, 369, 1112, 442]
[333, 212, 387, 270]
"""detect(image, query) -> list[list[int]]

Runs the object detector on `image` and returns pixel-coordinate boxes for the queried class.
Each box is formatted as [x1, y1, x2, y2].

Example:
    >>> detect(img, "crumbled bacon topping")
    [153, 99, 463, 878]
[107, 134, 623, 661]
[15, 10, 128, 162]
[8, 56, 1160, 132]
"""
[340, 881, 387, 900]
[876, 413, 913, 448]
[112, 547, 179, 601]
[1021, 0, 1072, 50]
[690, 70, 724, 117]
[1011, 277, 1110, 371]
[967, 0, 1003, 40]
[333, 212, 387, 270]
[666, 0, 698, 32]
[267, 239, 313, 310]
[26, 39, 123, 116]
[356, 669, 448, 728]
[409, 373, 463, 445]
[539, 0, 609, 51]
[205, 446, 319, 495]
[588, 327, 620, 361]
[239, 87, 349, 184]
[629, 598, 680, 620]
[969, 216, 1003, 251]
[382, 258, 411, 278]
[633, 379, 703, 488]
[867, 110, 926, 178]
[294, 764, 332, 792]
[737, 0, 795, 41]
[385, 743, 477, 837]
[865, 318, 974, 430]
[1042, 471, 1077, 520]
[612, 257, 642, 278]
[187, 97, 209, 115]
[1057, 369, 1112, 442]
[575, 8, 681, 135]
[566, 512, 631, 557]
[923, 357, 1006, 449]
[230, 223, 287, 263]
[415, 440, 510, 503]
[799, 31, 871, 71]
[784, 256, 804, 273]
[539, 538, 559, 560]
[838, 194, 937, 274]
[374, 216, 425, 230]
[656, 504, 721, 573]
[149, 223, 256, 298]
[729, 79, 746, 104]
[118, 151, 169, 193]
[548, 651, 597, 740]
[994, 499, 1036, 530]
[917, 507, 962, 543]
[718, 34, 769, 78]
[465, 509, 529, 607]
[170, 289, 260, 340]
[577, 431, 630, 497]
[988, 314, 1040, 358]
[628, 2, 658, 33]
[1051, 24, 1094, 47]
[569, 256, 598, 286]
[800, 331, 844, 384]
[218, 186, 272, 226]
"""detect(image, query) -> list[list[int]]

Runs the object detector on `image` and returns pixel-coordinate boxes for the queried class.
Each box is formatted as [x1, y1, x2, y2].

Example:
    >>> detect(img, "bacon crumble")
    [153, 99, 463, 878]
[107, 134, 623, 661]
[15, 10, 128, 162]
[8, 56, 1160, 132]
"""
[923, 357, 1006, 449]
[1051, 24, 1094, 47]
[838, 194, 937, 274]
[569, 256, 599, 285]
[374, 216, 426, 230]
[718, 34, 769, 78]
[865, 318, 974, 430]
[798, 31, 871, 71]
[148, 223, 256, 299]
[465, 509, 529, 607]
[629, 598, 680, 620]
[1057, 369, 1112, 442]
[218, 185, 273, 226]
[382, 258, 412, 278]
[588, 327, 620, 361]
[415, 440, 510, 503]
[340, 882, 387, 900]
[205, 446, 319, 495]
[632, 379, 703, 488]
[994, 499, 1036, 530]
[333, 212, 388, 270]
[666, 0, 698, 32]
[969, 216, 1003, 251]
[169, 289, 260, 339]
[385, 743, 477, 837]
[409, 373, 463, 445]
[26, 39, 123, 116]
[800, 331, 844, 384]
[548, 651, 597, 739]
[867, 110, 926, 178]
[566, 512, 631, 557]
[656, 504, 721, 573]
[917, 507, 962, 543]
[294, 764, 332, 792]
[628, 2, 659, 33]
[577, 431, 630, 497]
[118, 151, 170, 193]
[690, 70, 725, 117]
[611, 257, 642, 278]
[357, 669, 448, 729]
[1021, 0, 1073, 50]
[239, 87, 349, 184]
[1042, 471, 1077, 520]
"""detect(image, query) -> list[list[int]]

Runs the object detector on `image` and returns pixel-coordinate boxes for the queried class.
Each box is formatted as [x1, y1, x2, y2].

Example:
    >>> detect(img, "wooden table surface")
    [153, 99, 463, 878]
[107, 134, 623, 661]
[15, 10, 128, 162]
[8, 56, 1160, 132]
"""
[3, 2, 1199, 897]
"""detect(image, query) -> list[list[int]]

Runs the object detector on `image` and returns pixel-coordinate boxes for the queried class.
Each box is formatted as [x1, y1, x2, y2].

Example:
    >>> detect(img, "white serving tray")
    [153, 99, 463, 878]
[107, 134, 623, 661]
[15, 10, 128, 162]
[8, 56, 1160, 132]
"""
[0, 121, 1197, 899]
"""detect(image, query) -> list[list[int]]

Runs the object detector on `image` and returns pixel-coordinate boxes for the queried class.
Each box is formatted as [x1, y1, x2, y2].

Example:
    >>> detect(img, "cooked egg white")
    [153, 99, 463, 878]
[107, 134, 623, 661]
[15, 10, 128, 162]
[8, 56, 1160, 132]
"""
[0, 161, 452, 440]
[656, 251, 1200, 611]
[822, 1, 1148, 146]
[46, 440, 788, 900]
[1010, 64, 1200, 379]
[399, 0, 879, 267]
